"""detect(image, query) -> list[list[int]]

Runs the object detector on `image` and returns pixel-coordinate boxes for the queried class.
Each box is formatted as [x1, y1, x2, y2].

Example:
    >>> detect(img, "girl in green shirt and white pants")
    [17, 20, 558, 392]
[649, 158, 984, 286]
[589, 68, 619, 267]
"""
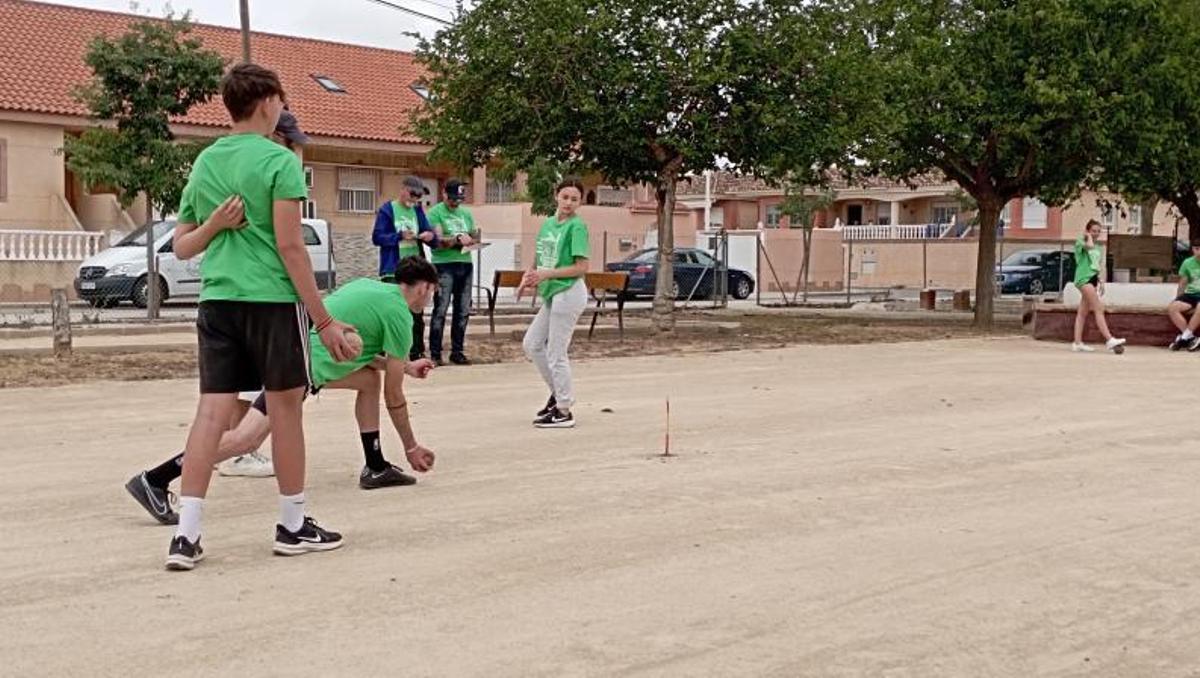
[519, 178, 591, 428]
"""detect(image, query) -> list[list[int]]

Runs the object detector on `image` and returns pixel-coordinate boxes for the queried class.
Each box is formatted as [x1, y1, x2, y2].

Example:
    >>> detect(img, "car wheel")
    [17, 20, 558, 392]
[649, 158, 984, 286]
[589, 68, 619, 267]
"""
[131, 275, 168, 309]
[1028, 279, 1045, 296]
[732, 276, 753, 300]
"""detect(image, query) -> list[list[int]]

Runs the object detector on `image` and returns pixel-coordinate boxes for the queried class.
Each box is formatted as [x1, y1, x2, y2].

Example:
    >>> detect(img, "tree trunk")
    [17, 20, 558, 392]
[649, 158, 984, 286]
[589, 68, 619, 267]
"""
[1170, 190, 1200, 244]
[1138, 196, 1158, 236]
[653, 168, 681, 333]
[972, 197, 1003, 330]
[144, 199, 160, 320]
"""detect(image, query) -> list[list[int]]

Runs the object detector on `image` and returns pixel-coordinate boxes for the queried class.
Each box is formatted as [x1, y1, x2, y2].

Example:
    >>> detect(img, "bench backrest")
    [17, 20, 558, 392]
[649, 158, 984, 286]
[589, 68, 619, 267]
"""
[585, 271, 629, 294]
[493, 270, 525, 289]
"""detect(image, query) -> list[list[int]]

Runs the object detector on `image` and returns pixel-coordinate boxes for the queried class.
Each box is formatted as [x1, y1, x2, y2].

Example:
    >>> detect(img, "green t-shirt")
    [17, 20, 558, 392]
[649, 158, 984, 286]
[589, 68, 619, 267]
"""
[391, 201, 422, 259]
[1073, 236, 1104, 287]
[1181, 257, 1200, 294]
[308, 278, 413, 387]
[178, 133, 308, 302]
[535, 215, 590, 300]
[427, 202, 477, 264]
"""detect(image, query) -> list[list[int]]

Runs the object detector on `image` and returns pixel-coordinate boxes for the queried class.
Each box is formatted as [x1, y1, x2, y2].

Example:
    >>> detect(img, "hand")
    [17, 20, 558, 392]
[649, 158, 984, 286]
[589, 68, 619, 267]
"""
[209, 195, 245, 231]
[406, 358, 435, 379]
[418, 231, 435, 243]
[317, 318, 357, 362]
[521, 270, 543, 288]
[405, 444, 435, 473]
[457, 233, 474, 247]
[400, 229, 413, 241]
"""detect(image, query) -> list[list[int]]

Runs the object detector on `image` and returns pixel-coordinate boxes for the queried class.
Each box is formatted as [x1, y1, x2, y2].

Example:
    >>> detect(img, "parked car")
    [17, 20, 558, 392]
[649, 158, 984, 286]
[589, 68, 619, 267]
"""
[606, 247, 755, 300]
[994, 249, 1074, 295]
[74, 219, 336, 308]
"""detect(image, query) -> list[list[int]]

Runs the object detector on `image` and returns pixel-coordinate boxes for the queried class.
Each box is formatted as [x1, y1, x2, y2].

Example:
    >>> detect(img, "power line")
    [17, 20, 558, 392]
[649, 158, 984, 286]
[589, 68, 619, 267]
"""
[362, 0, 453, 25]
[405, 0, 459, 12]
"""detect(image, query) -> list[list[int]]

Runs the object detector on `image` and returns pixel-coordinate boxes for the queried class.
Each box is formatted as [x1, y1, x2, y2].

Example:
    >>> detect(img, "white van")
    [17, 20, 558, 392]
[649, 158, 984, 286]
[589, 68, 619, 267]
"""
[74, 219, 336, 308]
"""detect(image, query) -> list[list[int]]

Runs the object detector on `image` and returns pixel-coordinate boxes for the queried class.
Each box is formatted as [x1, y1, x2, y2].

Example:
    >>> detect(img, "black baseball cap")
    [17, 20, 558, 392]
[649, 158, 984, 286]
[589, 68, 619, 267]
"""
[445, 178, 468, 201]
[274, 110, 309, 146]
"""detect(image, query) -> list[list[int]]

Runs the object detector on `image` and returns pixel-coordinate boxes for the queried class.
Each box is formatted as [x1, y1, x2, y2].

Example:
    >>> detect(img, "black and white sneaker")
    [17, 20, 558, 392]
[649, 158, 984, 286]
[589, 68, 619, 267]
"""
[536, 395, 557, 418]
[1187, 336, 1200, 351]
[164, 535, 203, 571]
[359, 464, 417, 490]
[273, 517, 344, 556]
[534, 409, 575, 429]
[1169, 336, 1186, 351]
[126, 472, 178, 525]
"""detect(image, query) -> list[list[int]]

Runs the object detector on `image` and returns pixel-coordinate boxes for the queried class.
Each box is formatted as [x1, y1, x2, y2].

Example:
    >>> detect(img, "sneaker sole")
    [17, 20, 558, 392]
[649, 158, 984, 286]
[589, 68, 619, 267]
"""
[217, 468, 275, 478]
[164, 551, 204, 571]
[359, 479, 418, 490]
[125, 477, 178, 525]
[273, 540, 345, 556]
[534, 421, 576, 429]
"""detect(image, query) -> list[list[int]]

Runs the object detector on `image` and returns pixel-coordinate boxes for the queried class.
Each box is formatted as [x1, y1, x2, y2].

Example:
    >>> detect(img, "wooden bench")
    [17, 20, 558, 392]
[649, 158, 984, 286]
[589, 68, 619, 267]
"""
[486, 270, 630, 339]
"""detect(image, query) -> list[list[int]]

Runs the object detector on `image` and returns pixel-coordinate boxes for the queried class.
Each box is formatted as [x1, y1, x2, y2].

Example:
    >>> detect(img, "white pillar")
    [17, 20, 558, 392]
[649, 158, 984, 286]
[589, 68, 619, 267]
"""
[890, 200, 901, 227]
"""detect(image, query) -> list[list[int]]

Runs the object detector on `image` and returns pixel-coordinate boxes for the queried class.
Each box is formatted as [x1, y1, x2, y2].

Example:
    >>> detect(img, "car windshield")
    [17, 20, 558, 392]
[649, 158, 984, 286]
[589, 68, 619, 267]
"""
[627, 249, 658, 263]
[1001, 251, 1046, 267]
[115, 220, 175, 247]
[693, 250, 717, 266]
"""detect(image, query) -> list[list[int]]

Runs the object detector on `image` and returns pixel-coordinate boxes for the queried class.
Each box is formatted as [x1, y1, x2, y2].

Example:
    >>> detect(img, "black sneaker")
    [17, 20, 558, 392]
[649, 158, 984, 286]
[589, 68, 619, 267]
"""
[449, 353, 471, 366]
[536, 395, 557, 418]
[126, 472, 178, 525]
[1170, 336, 1186, 351]
[534, 409, 575, 429]
[274, 516, 344, 556]
[1187, 336, 1200, 352]
[359, 463, 418, 490]
[164, 535, 203, 571]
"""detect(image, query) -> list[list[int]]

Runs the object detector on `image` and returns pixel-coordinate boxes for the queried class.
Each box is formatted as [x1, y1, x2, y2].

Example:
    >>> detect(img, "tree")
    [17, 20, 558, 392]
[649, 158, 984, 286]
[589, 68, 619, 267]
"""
[837, 0, 1132, 328]
[778, 184, 836, 303]
[64, 14, 224, 316]
[413, 0, 750, 331]
[1091, 1, 1200, 243]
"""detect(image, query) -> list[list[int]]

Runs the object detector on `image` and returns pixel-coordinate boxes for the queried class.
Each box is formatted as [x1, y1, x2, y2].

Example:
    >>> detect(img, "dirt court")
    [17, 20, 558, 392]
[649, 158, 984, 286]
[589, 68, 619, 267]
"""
[2, 336, 1199, 677]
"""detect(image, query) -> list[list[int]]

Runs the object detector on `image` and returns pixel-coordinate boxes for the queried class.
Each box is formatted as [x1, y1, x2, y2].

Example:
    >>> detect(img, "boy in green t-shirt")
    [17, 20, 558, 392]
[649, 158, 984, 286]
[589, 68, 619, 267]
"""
[125, 258, 442, 526]
[164, 65, 356, 571]
[372, 175, 437, 360]
[1167, 240, 1200, 350]
[428, 178, 480, 365]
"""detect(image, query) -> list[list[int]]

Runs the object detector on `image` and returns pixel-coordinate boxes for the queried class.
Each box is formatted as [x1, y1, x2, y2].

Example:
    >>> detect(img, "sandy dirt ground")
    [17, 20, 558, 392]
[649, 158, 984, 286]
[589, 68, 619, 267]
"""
[2, 336, 1198, 677]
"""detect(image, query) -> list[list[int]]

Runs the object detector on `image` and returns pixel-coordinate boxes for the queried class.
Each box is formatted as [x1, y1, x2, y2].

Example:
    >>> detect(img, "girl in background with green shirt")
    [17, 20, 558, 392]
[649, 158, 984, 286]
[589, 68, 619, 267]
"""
[518, 178, 591, 428]
[1072, 219, 1126, 353]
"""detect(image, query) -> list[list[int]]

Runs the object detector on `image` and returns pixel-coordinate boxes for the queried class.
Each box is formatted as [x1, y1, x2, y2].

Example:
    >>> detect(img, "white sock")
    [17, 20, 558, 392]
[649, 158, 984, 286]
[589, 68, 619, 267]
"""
[176, 496, 204, 542]
[280, 493, 306, 533]
[1184, 330, 1194, 340]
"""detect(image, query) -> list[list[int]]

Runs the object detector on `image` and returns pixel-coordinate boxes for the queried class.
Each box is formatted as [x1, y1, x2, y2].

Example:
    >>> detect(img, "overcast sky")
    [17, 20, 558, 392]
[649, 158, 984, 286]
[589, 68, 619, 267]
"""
[34, 0, 455, 51]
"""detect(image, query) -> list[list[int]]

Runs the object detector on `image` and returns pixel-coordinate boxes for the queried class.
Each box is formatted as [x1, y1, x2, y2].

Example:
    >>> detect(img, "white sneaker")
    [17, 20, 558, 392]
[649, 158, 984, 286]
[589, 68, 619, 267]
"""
[1071, 342, 1095, 352]
[1106, 337, 1127, 351]
[218, 452, 274, 478]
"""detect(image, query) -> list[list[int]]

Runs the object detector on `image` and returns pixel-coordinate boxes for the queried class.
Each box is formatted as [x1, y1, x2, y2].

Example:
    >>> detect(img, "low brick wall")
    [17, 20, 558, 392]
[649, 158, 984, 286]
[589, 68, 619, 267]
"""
[1033, 304, 1176, 346]
[0, 261, 80, 302]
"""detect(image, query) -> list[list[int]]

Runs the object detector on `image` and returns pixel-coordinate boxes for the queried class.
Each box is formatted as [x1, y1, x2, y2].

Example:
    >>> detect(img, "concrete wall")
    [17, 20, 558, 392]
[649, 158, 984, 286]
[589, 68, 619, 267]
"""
[0, 261, 81, 302]
[0, 121, 69, 230]
[757, 229, 845, 292]
[848, 240, 979, 289]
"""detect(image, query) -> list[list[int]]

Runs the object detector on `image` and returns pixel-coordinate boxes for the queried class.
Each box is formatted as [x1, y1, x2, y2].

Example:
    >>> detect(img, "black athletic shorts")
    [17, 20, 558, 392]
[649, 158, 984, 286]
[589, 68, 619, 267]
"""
[1079, 274, 1100, 288]
[197, 301, 312, 394]
[1177, 293, 1200, 308]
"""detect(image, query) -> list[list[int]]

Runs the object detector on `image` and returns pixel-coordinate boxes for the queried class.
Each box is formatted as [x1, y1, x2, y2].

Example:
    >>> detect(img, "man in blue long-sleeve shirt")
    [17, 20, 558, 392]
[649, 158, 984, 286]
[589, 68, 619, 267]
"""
[373, 175, 437, 359]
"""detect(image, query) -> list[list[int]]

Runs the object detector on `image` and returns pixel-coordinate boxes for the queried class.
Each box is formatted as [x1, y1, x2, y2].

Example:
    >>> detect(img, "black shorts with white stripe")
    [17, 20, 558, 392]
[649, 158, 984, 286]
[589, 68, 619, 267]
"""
[196, 300, 312, 394]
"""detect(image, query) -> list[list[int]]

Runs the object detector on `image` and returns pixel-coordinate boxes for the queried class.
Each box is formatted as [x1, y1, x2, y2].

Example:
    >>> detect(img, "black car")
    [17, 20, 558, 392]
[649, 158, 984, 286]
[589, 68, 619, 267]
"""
[606, 247, 755, 300]
[995, 249, 1075, 295]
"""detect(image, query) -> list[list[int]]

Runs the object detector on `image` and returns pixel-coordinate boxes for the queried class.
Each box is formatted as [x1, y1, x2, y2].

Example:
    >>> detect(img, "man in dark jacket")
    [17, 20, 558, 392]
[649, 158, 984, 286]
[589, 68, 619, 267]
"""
[372, 175, 437, 359]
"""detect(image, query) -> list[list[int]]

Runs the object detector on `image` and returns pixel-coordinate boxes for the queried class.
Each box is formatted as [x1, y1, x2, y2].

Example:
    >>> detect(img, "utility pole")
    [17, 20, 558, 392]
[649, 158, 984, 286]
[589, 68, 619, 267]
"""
[239, 0, 251, 63]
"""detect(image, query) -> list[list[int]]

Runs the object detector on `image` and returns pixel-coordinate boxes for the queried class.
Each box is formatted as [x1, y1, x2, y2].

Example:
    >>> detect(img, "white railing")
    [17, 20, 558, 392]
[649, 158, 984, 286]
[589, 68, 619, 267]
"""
[0, 230, 107, 261]
[841, 223, 955, 241]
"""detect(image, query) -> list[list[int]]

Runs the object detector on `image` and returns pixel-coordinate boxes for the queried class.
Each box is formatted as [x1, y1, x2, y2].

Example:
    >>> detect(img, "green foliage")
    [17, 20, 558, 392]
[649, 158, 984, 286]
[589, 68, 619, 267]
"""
[63, 14, 224, 216]
[779, 185, 836, 230]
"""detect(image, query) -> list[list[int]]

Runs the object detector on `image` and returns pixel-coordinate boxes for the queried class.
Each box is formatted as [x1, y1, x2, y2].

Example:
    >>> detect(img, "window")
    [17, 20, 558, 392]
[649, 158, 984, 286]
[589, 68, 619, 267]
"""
[932, 202, 959, 225]
[1128, 204, 1143, 233]
[313, 75, 346, 93]
[1022, 197, 1047, 229]
[337, 168, 378, 213]
[486, 178, 515, 203]
[876, 202, 891, 226]
[595, 186, 632, 207]
[410, 83, 431, 101]
[301, 224, 321, 246]
[0, 138, 6, 201]
[1100, 203, 1117, 231]
[1000, 200, 1013, 226]
[765, 204, 783, 228]
[304, 166, 314, 189]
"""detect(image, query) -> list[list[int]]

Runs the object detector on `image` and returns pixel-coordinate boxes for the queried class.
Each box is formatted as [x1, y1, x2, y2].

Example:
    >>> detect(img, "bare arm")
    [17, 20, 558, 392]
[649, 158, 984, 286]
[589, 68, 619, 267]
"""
[173, 195, 244, 260]
[273, 199, 355, 361]
[383, 358, 418, 451]
[538, 257, 589, 280]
